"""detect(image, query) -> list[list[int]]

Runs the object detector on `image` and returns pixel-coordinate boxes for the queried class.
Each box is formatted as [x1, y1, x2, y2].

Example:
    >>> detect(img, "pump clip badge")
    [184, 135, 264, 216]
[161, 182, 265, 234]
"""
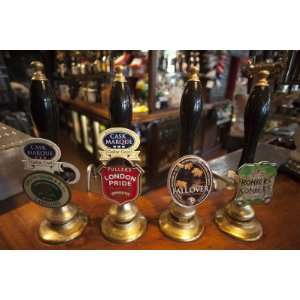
[21, 138, 80, 184]
[99, 161, 143, 205]
[23, 171, 71, 208]
[98, 127, 140, 163]
[235, 161, 277, 206]
[167, 155, 213, 208]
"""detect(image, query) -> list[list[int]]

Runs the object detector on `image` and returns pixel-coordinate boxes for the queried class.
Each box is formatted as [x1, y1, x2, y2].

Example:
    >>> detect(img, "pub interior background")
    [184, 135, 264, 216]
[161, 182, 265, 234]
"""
[1, 50, 236, 192]
[1, 50, 299, 192]
[0, 50, 300, 182]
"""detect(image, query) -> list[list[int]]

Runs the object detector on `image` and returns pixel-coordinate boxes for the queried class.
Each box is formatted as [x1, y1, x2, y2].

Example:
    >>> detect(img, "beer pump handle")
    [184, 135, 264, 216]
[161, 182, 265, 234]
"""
[101, 66, 147, 243]
[158, 67, 208, 242]
[87, 65, 132, 191]
[30, 61, 59, 143]
[179, 66, 204, 156]
[239, 70, 271, 167]
[109, 66, 132, 129]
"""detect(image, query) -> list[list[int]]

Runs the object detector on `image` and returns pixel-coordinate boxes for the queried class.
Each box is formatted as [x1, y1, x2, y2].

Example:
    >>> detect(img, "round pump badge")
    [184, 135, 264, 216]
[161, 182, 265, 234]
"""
[167, 155, 213, 208]
[23, 171, 71, 208]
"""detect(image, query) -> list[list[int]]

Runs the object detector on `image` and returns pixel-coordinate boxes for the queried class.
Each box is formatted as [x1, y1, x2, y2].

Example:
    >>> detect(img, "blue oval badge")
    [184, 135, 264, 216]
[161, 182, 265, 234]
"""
[103, 132, 134, 149]
[99, 127, 140, 152]
[24, 143, 56, 160]
[22, 138, 61, 161]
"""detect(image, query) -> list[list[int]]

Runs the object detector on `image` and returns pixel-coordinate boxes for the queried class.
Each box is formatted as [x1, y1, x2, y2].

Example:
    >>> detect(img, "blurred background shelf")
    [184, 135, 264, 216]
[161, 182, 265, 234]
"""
[2, 50, 300, 191]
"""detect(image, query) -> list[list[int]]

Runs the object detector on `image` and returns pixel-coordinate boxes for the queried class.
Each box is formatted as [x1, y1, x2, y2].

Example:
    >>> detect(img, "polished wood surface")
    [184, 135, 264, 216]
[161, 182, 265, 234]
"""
[0, 174, 299, 249]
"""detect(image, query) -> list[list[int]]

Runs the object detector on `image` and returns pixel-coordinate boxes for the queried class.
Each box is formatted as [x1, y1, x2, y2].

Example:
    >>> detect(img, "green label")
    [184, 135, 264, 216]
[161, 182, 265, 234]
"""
[235, 161, 277, 206]
[23, 171, 70, 208]
[31, 180, 62, 203]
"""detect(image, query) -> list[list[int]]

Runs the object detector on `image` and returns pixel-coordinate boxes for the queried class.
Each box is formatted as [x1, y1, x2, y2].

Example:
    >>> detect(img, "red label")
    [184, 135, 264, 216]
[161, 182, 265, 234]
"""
[99, 165, 143, 205]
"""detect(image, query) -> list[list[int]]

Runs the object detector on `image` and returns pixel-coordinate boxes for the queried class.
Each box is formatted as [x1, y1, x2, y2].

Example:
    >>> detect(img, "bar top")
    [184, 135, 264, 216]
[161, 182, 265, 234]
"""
[0, 174, 299, 250]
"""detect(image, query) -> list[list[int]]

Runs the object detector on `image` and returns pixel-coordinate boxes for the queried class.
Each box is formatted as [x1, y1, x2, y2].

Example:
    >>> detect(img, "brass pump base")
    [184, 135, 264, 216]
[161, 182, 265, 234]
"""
[39, 203, 88, 244]
[159, 202, 204, 242]
[215, 202, 263, 241]
[101, 202, 147, 243]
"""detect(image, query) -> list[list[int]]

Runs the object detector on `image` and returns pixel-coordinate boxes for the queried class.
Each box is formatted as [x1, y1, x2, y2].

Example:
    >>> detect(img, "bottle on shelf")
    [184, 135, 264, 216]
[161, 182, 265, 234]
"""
[93, 50, 102, 73]
[71, 52, 79, 76]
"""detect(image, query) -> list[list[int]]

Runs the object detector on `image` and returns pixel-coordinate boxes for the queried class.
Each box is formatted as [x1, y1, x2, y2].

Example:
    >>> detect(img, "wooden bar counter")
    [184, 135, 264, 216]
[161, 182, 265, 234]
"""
[0, 174, 299, 250]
